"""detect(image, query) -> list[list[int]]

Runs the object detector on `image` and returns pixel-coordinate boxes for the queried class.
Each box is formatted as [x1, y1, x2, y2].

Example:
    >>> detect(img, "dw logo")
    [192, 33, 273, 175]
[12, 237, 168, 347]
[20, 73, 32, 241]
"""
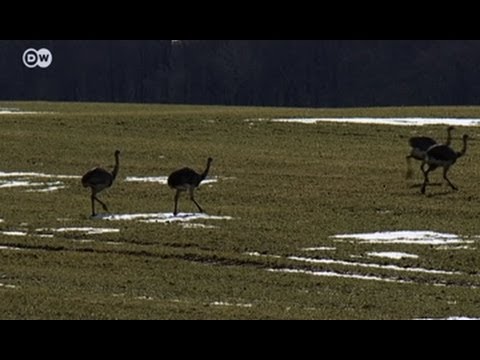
[22, 48, 53, 69]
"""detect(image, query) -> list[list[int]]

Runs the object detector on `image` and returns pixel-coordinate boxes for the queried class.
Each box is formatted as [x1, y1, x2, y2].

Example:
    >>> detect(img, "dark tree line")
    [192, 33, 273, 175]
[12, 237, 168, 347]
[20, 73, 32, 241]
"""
[2, 40, 480, 107]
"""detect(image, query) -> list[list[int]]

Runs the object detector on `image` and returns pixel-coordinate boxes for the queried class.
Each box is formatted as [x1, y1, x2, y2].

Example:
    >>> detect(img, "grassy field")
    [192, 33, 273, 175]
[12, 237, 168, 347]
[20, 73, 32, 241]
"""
[1, 101, 480, 319]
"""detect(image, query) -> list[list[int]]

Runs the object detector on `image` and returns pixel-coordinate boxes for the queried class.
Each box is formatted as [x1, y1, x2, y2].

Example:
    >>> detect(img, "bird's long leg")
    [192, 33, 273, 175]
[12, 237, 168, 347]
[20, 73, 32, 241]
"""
[173, 190, 181, 216]
[93, 195, 109, 212]
[420, 161, 430, 184]
[90, 191, 96, 217]
[189, 188, 204, 213]
[421, 166, 432, 194]
[442, 166, 457, 190]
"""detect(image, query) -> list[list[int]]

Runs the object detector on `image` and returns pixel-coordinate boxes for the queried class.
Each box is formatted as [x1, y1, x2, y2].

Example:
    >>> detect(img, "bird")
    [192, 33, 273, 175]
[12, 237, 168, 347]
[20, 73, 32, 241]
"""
[167, 157, 213, 216]
[420, 134, 468, 195]
[406, 126, 454, 179]
[81, 150, 120, 216]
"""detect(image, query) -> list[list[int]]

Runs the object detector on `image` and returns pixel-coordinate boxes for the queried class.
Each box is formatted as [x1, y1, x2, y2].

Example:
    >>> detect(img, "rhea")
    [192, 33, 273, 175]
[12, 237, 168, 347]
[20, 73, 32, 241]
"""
[406, 126, 454, 179]
[420, 134, 468, 195]
[81, 150, 120, 216]
[167, 157, 213, 216]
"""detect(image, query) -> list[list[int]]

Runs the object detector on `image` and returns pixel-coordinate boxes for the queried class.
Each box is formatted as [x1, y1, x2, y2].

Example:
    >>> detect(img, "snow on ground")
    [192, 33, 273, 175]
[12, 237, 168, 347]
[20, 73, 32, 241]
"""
[301, 246, 336, 252]
[416, 317, 480, 320]
[267, 117, 480, 127]
[332, 231, 473, 245]
[209, 301, 253, 308]
[0, 283, 17, 289]
[180, 223, 218, 229]
[0, 171, 221, 192]
[36, 227, 120, 235]
[366, 251, 419, 260]
[0, 230, 28, 236]
[0, 171, 79, 193]
[0, 245, 23, 250]
[287, 255, 460, 275]
[125, 176, 218, 186]
[0, 171, 79, 179]
[247, 228, 479, 288]
[124, 176, 169, 184]
[268, 268, 413, 284]
[0, 108, 51, 115]
[99, 212, 232, 224]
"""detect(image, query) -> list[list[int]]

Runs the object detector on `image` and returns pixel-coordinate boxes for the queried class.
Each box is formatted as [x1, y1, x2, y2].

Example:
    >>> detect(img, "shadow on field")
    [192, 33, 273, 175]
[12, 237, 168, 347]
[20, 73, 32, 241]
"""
[409, 182, 442, 188]
[424, 190, 458, 198]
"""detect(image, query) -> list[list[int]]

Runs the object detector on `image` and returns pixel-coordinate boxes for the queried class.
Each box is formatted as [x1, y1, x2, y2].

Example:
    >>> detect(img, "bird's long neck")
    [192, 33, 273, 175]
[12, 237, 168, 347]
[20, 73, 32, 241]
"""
[456, 137, 468, 158]
[111, 153, 120, 180]
[200, 159, 212, 181]
[445, 128, 453, 146]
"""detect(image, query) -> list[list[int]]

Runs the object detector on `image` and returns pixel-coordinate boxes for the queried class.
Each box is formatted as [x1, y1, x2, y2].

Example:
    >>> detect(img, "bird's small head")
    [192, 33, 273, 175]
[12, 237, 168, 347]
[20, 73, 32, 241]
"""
[447, 126, 455, 131]
[207, 157, 213, 163]
[463, 134, 469, 140]
[115, 150, 121, 157]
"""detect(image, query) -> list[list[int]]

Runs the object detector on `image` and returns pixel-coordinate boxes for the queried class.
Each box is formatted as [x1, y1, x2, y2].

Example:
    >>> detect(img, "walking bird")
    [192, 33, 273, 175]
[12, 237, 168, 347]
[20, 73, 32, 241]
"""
[406, 126, 454, 179]
[420, 134, 468, 194]
[81, 150, 120, 216]
[167, 157, 213, 216]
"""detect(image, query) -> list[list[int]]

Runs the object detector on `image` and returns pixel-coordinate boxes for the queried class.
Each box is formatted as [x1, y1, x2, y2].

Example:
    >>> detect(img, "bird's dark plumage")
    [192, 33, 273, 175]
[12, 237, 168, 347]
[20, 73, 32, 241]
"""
[82, 150, 120, 216]
[406, 126, 454, 178]
[420, 134, 468, 194]
[167, 167, 204, 189]
[82, 168, 114, 190]
[167, 157, 213, 215]
[424, 145, 457, 163]
[408, 137, 437, 153]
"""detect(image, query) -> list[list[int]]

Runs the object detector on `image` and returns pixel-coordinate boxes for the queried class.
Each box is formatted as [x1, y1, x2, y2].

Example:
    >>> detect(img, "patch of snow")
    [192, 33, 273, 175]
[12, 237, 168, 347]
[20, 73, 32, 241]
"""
[0, 245, 23, 250]
[332, 231, 472, 245]
[180, 223, 218, 229]
[268, 117, 480, 127]
[105, 241, 122, 245]
[0, 283, 17, 289]
[37, 227, 120, 235]
[301, 247, 336, 252]
[35, 234, 54, 238]
[210, 301, 253, 308]
[367, 252, 419, 260]
[0, 171, 79, 179]
[27, 185, 67, 192]
[268, 268, 413, 284]
[435, 245, 475, 251]
[0, 180, 40, 188]
[0, 231, 27, 236]
[96, 213, 160, 221]
[142, 213, 232, 224]
[26, 181, 66, 192]
[288, 256, 460, 276]
[416, 317, 480, 320]
[0, 172, 78, 192]
[124, 176, 217, 186]
[0, 110, 50, 115]
[124, 176, 169, 184]
[244, 252, 282, 259]
[99, 212, 232, 224]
